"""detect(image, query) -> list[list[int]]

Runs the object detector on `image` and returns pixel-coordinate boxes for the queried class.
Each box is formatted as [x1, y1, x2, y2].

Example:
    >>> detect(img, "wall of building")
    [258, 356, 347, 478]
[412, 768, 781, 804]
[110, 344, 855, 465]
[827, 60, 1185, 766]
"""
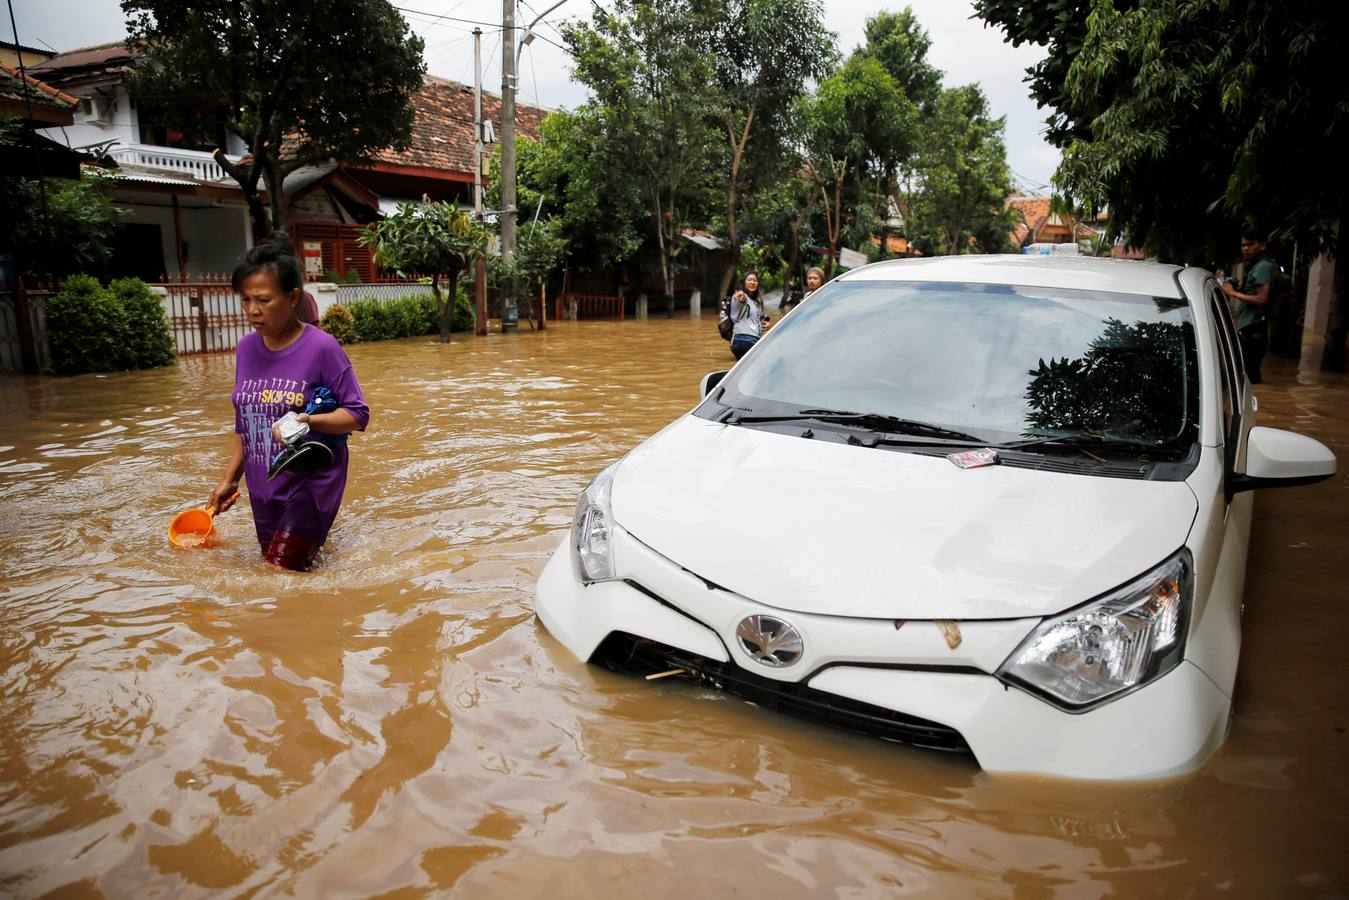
[0, 47, 54, 69]
[41, 83, 137, 152]
[38, 83, 248, 160]
[118, 201, 251, 278]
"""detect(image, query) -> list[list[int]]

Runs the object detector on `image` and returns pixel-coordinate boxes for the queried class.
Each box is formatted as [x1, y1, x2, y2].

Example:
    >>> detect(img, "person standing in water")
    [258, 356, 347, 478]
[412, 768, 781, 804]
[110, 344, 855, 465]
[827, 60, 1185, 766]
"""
[207, 237, 370, 571]
[803, 266, 825, 299]
[727, 271, 767, 360]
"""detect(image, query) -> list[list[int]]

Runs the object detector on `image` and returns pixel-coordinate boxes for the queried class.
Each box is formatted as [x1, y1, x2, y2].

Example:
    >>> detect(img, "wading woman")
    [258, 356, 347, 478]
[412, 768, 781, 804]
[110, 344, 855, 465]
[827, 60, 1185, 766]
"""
[207, 238, 370, 571]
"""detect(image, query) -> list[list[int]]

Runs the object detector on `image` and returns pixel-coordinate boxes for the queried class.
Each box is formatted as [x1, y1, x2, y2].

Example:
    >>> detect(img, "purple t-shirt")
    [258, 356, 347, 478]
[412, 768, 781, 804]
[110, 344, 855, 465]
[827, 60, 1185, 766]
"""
[233, 325, 369, 547]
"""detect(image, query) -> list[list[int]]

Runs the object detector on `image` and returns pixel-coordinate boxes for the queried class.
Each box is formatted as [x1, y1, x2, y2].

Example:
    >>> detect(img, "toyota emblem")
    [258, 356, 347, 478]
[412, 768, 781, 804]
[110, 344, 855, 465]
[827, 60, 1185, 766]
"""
[736, 615, 803, 668]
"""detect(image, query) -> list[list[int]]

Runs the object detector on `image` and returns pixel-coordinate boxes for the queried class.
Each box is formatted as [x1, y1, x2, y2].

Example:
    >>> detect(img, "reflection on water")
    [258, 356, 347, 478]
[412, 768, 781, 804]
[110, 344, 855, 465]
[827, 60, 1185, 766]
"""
[0, 319, 1346, 895]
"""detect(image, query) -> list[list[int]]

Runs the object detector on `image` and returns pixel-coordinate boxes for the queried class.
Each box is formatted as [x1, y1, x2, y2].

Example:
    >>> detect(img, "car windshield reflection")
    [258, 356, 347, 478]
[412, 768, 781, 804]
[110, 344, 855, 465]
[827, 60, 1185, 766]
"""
[707, 280, 1199, 453]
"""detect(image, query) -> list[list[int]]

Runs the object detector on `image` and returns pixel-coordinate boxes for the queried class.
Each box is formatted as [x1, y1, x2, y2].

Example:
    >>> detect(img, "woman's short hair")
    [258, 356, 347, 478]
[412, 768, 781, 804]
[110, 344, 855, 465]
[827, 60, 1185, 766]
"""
[232, 233, 303, 294]
[806, 266, 825, 281]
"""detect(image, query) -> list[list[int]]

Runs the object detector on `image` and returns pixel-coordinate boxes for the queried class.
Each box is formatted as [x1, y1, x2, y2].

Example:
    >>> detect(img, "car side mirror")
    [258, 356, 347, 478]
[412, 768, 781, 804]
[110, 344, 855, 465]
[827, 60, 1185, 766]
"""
[700, 370, 729, 399]
[1229, 426, 1336, 494]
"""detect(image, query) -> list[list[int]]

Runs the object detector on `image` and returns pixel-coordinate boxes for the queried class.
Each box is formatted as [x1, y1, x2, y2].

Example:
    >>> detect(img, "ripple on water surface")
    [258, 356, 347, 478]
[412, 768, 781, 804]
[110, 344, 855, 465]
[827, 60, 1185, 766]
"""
[0, 320, 1346, 896]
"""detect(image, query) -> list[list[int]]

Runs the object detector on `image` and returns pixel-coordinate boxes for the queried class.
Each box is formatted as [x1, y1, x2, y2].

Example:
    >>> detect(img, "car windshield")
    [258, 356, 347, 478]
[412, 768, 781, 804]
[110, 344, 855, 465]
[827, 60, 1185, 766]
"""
[707, 280, 1199, 449]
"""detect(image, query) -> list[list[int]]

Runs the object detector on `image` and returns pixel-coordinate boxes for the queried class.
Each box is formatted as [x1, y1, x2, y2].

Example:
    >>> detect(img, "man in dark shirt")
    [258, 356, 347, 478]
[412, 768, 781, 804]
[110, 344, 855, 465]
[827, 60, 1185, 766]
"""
[1222, 229, 1276, 384]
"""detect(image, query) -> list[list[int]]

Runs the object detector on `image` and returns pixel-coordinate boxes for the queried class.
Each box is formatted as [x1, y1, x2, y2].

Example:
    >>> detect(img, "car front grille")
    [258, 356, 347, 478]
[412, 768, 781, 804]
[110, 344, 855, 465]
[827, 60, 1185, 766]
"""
[593, 632, 973, 755]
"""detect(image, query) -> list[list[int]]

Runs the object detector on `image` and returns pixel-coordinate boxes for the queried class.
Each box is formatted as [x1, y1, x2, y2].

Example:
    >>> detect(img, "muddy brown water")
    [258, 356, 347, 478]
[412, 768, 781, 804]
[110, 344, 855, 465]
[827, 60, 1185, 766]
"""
[0, 317, 1345, 897]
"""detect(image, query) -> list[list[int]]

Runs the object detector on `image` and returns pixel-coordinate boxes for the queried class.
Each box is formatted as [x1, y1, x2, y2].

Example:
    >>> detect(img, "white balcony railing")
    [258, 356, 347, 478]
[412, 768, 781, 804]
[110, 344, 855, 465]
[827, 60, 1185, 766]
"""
[110, 144, 241, 182]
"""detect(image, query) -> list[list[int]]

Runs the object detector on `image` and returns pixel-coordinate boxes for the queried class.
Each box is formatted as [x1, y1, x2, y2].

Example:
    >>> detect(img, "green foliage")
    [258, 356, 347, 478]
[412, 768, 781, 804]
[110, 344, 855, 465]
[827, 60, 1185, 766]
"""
[341, 292, 471, 343]
[564, 0, 722, 307]
[974, 0, 1349, 262]
[706, 0, 835, 291]
[360, 202, 488, 341]
[489, 109, 645, 270]
[797, 55, 917, 267]
[502, 218, 567, 294]
[907, 85, 1015, 256]
[46, 276, 124, 375]
[319, 303, 358, 344]
[108, 278, 176, 368]
[856, 8, 943, 113]
[0, 158, 124, 280]
[124, 0, 426, 234]
[45, 276, 175, 375]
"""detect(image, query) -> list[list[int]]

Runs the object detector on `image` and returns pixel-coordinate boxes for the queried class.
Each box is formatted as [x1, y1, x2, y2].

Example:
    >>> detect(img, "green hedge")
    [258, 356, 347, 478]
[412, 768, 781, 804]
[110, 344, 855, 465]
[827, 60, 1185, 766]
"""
[339, 291, 474, 343]
[45, 275, 176, 375]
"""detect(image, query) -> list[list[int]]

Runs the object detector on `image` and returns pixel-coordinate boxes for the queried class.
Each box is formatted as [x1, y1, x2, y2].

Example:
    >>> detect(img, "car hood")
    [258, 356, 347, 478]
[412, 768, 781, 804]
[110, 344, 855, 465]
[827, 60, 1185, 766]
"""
[611, 416, 1198, 620]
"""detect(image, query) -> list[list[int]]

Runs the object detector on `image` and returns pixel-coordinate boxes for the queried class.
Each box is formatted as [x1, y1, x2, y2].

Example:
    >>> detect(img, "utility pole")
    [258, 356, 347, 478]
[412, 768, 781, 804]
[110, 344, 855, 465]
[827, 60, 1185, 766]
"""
[499, 0, 519, 332]
[473, 27, 488, 336]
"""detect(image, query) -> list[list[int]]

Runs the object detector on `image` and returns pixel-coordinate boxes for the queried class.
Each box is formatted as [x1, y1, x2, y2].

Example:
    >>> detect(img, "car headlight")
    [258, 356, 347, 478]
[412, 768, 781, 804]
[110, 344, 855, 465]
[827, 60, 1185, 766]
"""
[571, 461, 621, 584]
[996, 548, 1193, 711]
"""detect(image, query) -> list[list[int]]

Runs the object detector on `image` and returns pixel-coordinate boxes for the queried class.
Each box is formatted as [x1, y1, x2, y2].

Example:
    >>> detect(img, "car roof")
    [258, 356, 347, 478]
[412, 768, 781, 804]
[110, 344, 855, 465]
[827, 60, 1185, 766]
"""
[837, 254, 1187, 299]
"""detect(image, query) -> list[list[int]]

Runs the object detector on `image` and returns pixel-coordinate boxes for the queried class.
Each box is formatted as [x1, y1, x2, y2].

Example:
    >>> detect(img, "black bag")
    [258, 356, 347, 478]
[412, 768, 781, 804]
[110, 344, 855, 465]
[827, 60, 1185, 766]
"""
[717, 296, 735, 340]
[717, 295, 753, 341]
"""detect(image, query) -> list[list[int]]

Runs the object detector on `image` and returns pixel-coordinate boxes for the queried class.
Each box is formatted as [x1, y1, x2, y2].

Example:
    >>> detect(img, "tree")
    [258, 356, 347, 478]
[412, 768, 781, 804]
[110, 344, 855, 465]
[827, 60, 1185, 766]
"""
[856, 8, 942, 114]
[907, 85, 1014, 256]
[359, 202, 488, 343]
[975, 0, 1349, 368]
[488, 109, 645, 275]
[492, 217, 567, 325]
[123, 0, 425, 237]
[797, 56, 916, 273]
[708, 0, 834, 295]
[565, 0, 722, 317]
[1, 172, 125, 281]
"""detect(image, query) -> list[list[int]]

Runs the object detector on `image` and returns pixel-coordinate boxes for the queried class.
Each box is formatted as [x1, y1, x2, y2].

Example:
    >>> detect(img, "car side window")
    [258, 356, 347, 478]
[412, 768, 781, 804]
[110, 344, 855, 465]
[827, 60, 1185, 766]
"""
[1210, 282, 1246, 392]
[1207, 282, 1243, 469]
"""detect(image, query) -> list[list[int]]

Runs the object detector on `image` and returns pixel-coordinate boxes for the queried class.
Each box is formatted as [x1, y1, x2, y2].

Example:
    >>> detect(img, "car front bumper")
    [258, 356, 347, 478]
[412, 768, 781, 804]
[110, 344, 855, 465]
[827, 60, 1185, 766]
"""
[535, 526, 1231, 780]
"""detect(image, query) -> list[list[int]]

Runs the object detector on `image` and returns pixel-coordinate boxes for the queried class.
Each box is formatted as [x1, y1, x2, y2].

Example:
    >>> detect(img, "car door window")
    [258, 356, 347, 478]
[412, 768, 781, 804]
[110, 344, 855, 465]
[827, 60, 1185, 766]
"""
[1208, 281, 1244, 478]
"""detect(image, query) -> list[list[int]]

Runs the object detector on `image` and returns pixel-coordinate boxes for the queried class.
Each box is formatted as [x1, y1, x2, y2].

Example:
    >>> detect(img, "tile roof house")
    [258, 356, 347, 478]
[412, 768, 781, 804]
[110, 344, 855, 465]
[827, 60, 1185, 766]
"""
[0, 61, 78, 126]
[1006, 194, 1101, 249]
[29, 41, 548, 282]
[352, 74, 544, 198]
[1, 63, 83, 178]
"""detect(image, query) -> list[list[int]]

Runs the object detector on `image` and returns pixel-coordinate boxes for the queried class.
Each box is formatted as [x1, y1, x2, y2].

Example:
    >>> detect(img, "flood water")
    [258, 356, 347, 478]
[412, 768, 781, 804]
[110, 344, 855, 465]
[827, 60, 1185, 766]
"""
[1, 316, 1346, 896]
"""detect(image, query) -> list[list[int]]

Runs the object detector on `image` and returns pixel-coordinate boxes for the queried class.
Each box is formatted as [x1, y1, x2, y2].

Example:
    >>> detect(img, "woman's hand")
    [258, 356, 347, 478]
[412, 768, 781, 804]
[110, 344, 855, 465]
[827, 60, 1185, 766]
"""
[208, 480, 241, 514]
[271, 412, 310, 445]
[733, 290, 747, 302]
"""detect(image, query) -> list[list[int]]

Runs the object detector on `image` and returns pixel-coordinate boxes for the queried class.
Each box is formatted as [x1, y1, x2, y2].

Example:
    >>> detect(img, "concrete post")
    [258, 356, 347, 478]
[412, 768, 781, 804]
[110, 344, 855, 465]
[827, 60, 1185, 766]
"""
[1305, 249, 1335, 336]
[636, 293, 648, 319]
[689, 289, 701, 317]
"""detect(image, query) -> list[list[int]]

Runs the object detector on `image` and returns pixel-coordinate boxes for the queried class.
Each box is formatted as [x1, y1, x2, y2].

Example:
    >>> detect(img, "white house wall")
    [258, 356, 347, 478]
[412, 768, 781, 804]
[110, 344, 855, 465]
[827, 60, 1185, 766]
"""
[180, 205, 251, 275]
[41, 82, 248, 159]
[118, 200, 251, 279]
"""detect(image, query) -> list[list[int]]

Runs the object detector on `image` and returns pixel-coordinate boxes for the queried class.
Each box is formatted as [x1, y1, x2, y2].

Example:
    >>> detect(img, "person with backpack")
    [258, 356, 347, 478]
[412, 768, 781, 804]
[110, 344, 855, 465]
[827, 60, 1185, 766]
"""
[1221, 229, 1276, 384]
[719, 271, 767, 360]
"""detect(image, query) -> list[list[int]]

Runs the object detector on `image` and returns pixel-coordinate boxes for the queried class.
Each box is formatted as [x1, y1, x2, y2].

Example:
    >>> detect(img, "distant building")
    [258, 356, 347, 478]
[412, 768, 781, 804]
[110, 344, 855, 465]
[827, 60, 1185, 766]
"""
[29, 43, 545, 282]
[0, 41, 55, 71]
[1005, 194, 1102, 250]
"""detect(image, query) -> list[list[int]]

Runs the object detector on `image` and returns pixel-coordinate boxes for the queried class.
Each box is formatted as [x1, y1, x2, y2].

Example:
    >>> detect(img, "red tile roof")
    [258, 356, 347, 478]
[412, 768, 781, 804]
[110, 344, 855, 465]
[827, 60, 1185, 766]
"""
[0, 61, 78, 109]
[1006, 195, 1052, 245]
[363, 75, 545, 176]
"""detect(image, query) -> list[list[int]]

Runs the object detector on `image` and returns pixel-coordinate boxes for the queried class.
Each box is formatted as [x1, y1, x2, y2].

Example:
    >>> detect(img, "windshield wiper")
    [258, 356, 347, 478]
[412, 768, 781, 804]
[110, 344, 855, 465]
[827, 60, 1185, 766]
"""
[997, 431, 1169, 455]
[726, 409, 990, 444]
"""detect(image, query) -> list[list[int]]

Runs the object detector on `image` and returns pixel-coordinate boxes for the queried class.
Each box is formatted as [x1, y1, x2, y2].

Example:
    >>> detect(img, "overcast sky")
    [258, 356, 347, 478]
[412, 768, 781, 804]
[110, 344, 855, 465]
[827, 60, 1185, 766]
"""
[11, 0, 1058, 190]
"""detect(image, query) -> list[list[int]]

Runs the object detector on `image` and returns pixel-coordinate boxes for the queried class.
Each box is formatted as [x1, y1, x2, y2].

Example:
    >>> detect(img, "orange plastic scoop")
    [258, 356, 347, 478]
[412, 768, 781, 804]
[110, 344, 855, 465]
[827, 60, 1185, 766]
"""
[168, 493, 237, 548]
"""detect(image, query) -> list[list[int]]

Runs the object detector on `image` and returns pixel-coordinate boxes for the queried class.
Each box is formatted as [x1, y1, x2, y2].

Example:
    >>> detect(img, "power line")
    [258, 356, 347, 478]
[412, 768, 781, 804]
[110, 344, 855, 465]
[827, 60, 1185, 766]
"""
[392, 5, 503, 30]
[416, 0, 473, 36]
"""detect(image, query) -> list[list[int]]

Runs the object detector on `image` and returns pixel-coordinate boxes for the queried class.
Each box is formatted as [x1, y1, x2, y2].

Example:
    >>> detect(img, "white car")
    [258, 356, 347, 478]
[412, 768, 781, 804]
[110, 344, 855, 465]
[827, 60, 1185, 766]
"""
[534, 256, 1336, 780]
